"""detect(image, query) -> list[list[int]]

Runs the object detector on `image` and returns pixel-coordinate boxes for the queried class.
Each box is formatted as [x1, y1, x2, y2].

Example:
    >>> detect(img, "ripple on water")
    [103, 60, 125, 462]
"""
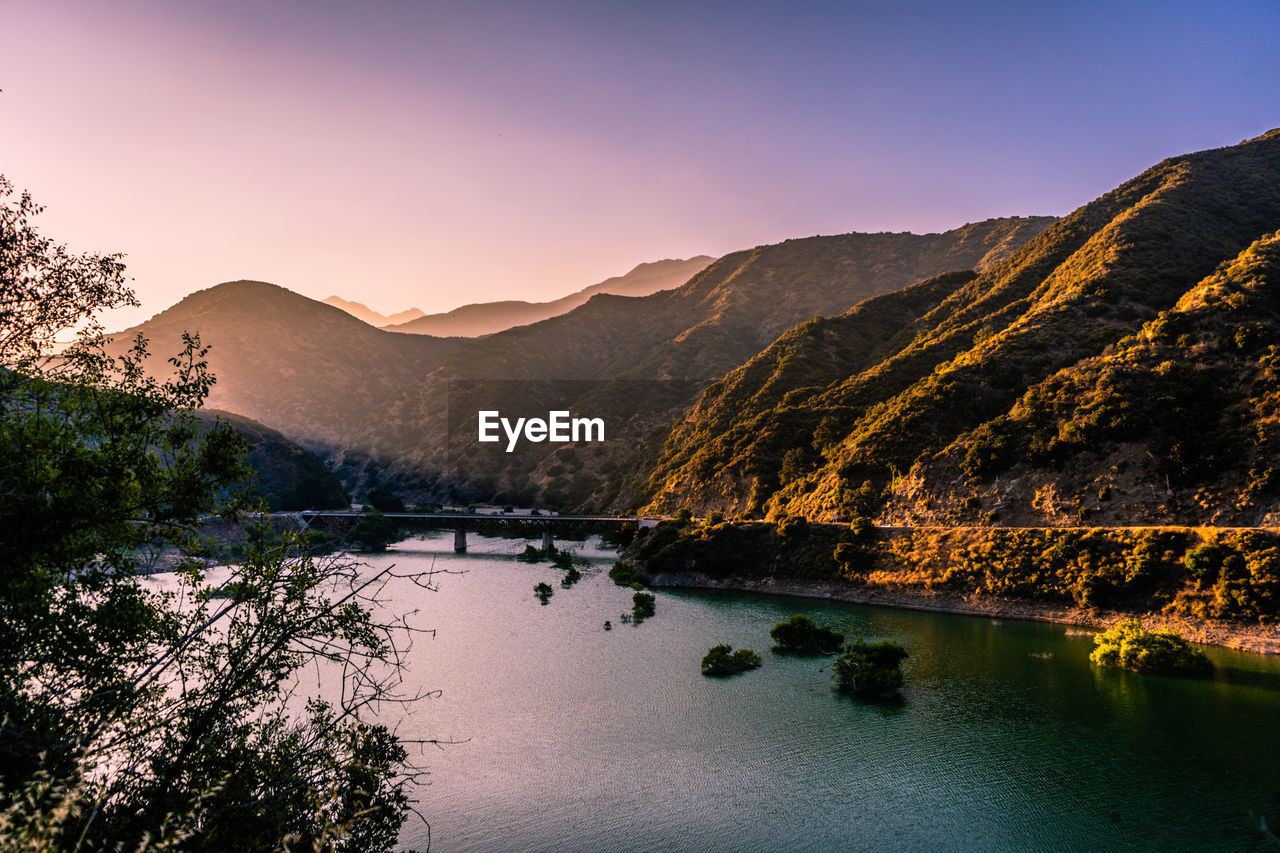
[341, 534, 1280, 852]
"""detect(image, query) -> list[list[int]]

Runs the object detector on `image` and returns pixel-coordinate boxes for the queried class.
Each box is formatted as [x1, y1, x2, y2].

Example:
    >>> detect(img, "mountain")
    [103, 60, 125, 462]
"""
[105, 281, 465, 453]
[195, 409, 349, 511]
[640, 130, 1280, 525]
[343, 217, 1053, 505]
[321, 296, 425, 328]
[381, 256, 716, 337]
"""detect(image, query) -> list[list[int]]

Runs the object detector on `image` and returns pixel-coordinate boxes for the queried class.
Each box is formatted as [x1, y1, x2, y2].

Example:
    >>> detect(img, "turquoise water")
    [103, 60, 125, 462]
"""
[362, 533, 1280, 852]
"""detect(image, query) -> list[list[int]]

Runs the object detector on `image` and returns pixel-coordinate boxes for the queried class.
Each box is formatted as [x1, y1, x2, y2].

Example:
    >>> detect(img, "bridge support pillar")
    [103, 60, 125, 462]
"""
[454, 527, 467, 553]
[541, 529, 554, 552]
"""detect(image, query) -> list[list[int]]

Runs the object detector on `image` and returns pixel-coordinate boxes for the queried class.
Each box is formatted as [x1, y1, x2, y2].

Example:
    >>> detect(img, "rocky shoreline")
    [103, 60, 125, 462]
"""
[648, 572, 1280, 656]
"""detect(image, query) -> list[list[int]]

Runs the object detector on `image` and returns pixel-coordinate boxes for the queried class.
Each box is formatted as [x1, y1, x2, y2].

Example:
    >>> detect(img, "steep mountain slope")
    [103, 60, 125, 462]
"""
[350, 217, 1052, 504]
[106, 281, 464, 451]
[195, 409, 349, 510]
[321, 297, 425, 327]
[381, 256, 715, 337]
[912, 229, 1280, 526]
[642, 130, 1280, 523]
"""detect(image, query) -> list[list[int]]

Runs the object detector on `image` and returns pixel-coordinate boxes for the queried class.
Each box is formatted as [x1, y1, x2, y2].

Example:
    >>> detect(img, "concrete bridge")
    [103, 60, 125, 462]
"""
[293, 510, 655, 553]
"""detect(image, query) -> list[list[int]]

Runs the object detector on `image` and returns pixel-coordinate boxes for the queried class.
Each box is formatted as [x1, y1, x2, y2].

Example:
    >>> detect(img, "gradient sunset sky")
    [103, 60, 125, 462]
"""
[4, 0, 1279, 329]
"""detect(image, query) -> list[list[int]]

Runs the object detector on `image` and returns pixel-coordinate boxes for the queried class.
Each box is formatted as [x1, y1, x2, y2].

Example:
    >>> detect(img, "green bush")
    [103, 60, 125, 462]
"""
[631, 591, 656, 621]
[1184, 543, 1231, 584]
[770, 614, 845, 654]
[534, 582, 554, 604]
[701, 644, 762, 676]
[832, 639, 908, 698]
[1089, 619, 1212, 676]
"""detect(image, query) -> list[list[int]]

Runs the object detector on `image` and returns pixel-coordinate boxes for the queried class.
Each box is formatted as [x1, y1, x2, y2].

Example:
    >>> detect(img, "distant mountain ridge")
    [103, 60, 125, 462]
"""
[108, 220, 1050, 506]
[320, 297, 425, 328]
[379, 256, 716, 337]
[344, 216, 1053, 505]
[97, 130, 1280, 537]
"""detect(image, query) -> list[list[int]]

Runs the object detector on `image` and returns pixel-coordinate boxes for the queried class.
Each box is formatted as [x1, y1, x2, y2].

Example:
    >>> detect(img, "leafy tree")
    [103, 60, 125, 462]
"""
[700, 644, 762, 676]
[770, 614, 845, 654]
[0, 177, 429, 850]
[1089, 619, 1212, 676]
[534, 581, 554, 604]
[631, 591, 656, 621]
[832, 639, 908, 698]
[346, 508, 404, 551]
[0, 175, 135, 360]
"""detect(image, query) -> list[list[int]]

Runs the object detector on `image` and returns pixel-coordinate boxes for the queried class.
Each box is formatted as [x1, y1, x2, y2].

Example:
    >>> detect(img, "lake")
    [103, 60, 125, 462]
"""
[352, 532, 1280, 852]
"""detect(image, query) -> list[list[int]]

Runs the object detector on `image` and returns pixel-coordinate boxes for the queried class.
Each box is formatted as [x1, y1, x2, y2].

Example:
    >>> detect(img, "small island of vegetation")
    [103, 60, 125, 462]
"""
[534, 582, 554, 604]
[630, 591, 656, 622]
[833, 639, 908, 699]
[1089, 619, 1213, 676]
[519, 544, 577, 567]
[701, 644, 762, 677]
[770, 614, 845, 654]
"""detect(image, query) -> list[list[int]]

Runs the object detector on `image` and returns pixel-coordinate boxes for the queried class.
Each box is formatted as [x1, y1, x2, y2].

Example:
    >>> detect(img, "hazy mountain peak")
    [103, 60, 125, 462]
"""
[105, 279, 465, 454]
[381, 255, 716, 337]
[322, 295, 425, 327]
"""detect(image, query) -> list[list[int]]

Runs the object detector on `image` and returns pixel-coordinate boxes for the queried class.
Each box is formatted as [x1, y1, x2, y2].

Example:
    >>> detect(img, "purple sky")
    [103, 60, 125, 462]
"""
[4, 0, 1279, 329]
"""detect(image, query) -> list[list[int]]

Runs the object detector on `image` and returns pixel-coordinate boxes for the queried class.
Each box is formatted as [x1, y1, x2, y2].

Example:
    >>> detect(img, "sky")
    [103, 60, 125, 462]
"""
[3, 0, 1279, 330]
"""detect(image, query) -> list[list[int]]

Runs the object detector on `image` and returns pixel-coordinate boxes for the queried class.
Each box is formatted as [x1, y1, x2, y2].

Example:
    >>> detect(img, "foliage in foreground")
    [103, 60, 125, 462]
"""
[1089, 619, 1213, 676]
[770, 614, 845, 654]
[701, 644, 762, 677]
[832, 639, 908, 698]
[0, 176, 427, 850]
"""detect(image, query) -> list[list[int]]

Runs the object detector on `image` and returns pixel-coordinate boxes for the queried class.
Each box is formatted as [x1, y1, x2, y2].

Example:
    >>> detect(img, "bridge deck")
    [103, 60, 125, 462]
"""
[296, 511, 649, 523]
